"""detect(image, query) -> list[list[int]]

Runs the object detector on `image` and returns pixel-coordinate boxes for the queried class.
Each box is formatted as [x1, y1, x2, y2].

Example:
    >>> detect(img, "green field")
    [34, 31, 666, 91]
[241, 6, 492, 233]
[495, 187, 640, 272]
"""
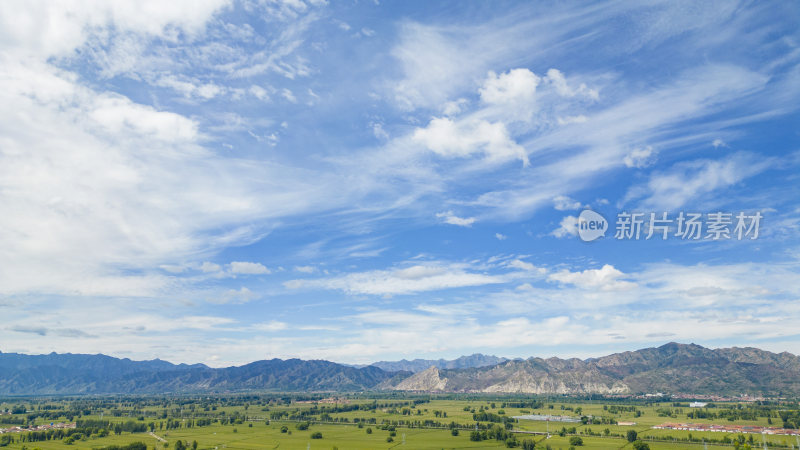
[2, 395, 799, 449]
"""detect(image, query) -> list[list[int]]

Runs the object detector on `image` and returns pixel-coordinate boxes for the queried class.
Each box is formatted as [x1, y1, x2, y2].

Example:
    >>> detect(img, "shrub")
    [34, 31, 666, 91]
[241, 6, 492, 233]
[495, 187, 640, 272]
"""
[568, 436, 583, 446]
[310, 432, 322, 439]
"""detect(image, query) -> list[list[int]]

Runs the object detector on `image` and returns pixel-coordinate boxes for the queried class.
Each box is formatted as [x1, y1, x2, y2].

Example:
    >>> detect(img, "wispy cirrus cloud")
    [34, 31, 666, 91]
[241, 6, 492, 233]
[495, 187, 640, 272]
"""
[623, 152, 773, 210]
[285, 262, 506, 296]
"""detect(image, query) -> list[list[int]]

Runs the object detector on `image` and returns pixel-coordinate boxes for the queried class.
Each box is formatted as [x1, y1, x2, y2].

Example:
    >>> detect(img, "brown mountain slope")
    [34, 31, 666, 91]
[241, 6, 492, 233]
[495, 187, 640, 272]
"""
[386, 343, 800, 395]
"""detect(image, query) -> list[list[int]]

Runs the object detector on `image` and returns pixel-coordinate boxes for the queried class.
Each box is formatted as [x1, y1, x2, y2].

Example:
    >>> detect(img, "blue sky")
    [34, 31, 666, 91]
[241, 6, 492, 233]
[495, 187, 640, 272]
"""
[0, 0, 799, 367]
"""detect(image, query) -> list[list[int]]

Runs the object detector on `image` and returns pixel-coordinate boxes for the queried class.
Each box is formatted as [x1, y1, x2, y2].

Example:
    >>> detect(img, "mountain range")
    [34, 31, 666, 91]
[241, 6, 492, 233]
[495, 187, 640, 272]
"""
[368, 353, 509, 373]
[1, 343, 798, 396]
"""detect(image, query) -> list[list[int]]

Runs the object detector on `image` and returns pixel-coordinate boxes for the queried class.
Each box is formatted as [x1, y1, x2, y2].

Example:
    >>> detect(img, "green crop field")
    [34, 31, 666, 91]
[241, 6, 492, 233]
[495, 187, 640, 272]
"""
[2, 395, 799, 449]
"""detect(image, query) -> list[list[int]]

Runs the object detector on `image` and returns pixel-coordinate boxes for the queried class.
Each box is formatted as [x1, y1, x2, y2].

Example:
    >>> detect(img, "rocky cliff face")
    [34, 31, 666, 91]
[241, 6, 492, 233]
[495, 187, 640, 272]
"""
[391, 366, 449, 391]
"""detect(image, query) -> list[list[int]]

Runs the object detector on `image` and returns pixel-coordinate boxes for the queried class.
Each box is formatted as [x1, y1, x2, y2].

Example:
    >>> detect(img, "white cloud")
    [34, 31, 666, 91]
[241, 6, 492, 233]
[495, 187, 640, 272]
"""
[153, 75, 225, 100]
[229, 261, 270, 275]
[285, 262, 504, 296]
[436, 210, 476, 227]
[469, 64, 771, 220]
[213, 287, 258, 304]
[507, 259, 546, 275]
[544, 68, 599, 99]
[372, 122, 389, 140]
[294, 265, 316, 273]
[623, 146, 658, 168]
[624, 152, 772, 210]
[281, 88, 297, 103]
[249, 85, 270, 101]
[200, 262, 222, 273]
[414, 117, 529, 165]
[253, 320, 288, 332]
[479, 69, 539, 105]
[495, 233, 507, 240]
[553, 195, 582, 211]
[551, 216, 578, 238]
[712, 138, 728, 148]
[557, 115, 588, 125]
[0, 0, 230, 60]
[442, 98, 468, 116]
[548, 264, 635, 291]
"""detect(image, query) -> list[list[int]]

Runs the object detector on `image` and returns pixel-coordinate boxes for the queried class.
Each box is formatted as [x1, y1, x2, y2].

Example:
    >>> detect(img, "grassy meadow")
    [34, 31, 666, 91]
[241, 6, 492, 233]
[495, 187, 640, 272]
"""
[1, 395, 799, 449]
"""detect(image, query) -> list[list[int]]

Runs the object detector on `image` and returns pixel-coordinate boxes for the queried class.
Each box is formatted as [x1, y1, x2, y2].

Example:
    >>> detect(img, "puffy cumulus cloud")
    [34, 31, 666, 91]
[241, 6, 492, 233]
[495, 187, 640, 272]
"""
[228, 261, 270, 275]
[413, 117, 529, 165]
[553, 195, 582, 211]
[285, 262, 505, 296]
[479, 68, 539, 105]
[623, 152, 772, 210]
[436, 210, 476, 227]
[623, 146, 658, 168]
[548, 264, 635, 291]
[551, 215, 578, 238]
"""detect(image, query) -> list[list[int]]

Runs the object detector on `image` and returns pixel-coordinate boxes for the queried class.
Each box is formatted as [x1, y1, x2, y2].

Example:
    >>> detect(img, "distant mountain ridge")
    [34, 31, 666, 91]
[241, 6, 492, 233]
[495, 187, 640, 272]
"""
[370, 353, 509, 373]
[1, 343, 799, 395]
[0, 352, 404, 395]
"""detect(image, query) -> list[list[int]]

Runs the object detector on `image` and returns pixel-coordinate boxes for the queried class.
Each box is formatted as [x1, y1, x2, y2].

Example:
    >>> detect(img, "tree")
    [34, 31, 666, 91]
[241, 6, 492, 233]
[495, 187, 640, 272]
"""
[521, 439, 536, 450]
[280, 426, 288, 433]
[569, 436, 583, 446]
[451, 429, 459, 436]
[310, 432, 322, 439]
[626, 430, 638, 442]
[365, 427, 372, 434]
[632, 441, 650, 450]
[191, 441, 198, 450]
